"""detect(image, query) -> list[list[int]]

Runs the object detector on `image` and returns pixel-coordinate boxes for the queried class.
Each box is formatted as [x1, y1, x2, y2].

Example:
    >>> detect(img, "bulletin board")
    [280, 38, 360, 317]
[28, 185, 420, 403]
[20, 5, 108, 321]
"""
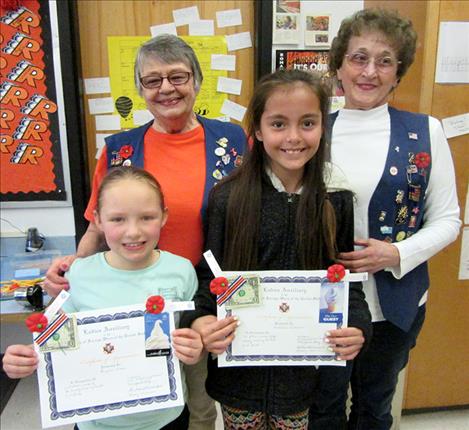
[255, 0, 363, 78]
[0, 0, 71, 204]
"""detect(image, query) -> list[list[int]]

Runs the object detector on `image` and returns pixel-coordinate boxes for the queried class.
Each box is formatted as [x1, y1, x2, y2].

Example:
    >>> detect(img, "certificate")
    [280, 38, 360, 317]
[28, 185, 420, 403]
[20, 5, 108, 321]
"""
[35, 304, 184, 428]
[217, 270, 349, 367]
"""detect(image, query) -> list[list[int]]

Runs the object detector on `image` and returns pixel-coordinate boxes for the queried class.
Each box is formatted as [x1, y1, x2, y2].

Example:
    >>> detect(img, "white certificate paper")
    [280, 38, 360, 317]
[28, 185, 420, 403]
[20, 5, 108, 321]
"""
[35, 305, 184, 428]
[217, 270, 349, 367]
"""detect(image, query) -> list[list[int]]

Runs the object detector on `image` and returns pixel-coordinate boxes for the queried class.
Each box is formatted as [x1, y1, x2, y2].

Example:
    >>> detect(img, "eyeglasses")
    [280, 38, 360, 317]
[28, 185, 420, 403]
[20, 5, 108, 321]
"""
[139, 72, 192, 89]
[345, 52, 401, 73]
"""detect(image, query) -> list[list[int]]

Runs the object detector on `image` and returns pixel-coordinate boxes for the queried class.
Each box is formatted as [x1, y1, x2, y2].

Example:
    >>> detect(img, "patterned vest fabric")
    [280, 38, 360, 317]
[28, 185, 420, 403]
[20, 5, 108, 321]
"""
[329, 107, 431, 331]
[105, 115, 247, 216]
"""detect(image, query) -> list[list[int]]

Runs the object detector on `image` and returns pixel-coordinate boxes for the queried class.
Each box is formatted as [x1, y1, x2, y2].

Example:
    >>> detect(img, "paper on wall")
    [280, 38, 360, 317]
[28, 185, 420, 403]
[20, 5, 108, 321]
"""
[435, 22, 469, 84]
[95, 115, 121, 131]
[458, 227, 469, 280]
[95, 133, 111, 159]
[88, 97, 115, 115]
[95, 133, 111, 150]
[216, 9, 242, 28]
[220, 99, 247, 122]
[273, 13, 300, 45]
[465, 183, 469, 225]
[217, 77, 242, 95]
[226, 32, 252, 51]
[442, 113, 469, 139]
[150, 23, 177, 37]
[211, 54, 236, 71]
[172, 6, 199, 26]
[84, 77, 110, 95]
[189, 20, 214, 36]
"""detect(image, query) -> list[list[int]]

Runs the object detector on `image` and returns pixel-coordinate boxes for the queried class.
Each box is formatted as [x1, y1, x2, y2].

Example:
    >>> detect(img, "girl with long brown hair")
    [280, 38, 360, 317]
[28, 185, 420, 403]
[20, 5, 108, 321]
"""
[183, 69, 371, 429]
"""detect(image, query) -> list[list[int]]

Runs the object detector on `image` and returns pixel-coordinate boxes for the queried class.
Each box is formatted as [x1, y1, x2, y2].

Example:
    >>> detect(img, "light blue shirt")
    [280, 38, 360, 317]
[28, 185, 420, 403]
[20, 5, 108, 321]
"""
[63, 251, 197, 430]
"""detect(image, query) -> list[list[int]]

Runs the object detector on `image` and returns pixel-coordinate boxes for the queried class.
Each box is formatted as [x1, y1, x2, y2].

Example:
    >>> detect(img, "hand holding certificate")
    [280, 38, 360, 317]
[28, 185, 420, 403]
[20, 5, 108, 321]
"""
[215, 270, 350, 367]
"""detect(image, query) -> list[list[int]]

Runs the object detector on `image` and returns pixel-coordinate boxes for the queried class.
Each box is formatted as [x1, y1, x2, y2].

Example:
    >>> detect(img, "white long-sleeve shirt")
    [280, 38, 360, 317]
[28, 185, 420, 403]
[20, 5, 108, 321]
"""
[331, 104, 461, 321]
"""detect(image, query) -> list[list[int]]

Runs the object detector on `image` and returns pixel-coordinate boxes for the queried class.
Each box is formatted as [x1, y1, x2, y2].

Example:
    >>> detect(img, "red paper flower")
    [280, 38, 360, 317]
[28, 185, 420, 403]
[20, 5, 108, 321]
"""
[327, 264, 346, 283]
[210, 277, 229, 295]
[414, 152, 430, 169]
[119, 145, 133, 159]
[25, 313, 48, 333]
[146, 295, 165, 314]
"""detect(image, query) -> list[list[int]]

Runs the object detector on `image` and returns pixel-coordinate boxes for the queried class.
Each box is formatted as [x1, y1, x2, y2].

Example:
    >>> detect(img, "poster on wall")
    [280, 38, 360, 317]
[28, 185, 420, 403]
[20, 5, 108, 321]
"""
[276, 0, 300, 14]
[275, 49, 345, 111]
[275, 49, 330, 75]
[0, 0, 66, 202]
[273, 13, 300, 45]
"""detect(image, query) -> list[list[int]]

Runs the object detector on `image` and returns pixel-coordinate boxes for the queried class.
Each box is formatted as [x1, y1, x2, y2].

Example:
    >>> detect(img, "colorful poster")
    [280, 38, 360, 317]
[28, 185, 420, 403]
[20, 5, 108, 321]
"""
[275, 49, 330, 75]
[107, 36, 228, 128]
[305, 15, 331, 48]
[276, 1, 301, 14]
[0, 0, 65, 200]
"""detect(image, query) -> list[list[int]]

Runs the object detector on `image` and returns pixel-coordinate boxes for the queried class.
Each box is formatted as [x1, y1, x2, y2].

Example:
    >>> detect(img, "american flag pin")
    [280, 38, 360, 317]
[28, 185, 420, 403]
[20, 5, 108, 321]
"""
[408, 132, 418, 140]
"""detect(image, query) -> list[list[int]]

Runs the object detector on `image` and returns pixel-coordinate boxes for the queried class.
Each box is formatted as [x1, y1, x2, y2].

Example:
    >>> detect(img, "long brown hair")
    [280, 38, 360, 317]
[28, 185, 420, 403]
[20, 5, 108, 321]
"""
[219, 69, 337, 270]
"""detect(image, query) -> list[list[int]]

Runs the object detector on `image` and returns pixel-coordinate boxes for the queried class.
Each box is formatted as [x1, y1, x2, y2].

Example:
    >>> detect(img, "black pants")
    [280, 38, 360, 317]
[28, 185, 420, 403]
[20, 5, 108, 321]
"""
[348, 306, 426, 430]
[73, 404, 189, 430]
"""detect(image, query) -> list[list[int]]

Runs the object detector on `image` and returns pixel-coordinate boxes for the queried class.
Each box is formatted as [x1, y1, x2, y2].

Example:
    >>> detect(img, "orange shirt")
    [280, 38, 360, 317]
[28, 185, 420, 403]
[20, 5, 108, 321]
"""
[85, 126, 206, 265]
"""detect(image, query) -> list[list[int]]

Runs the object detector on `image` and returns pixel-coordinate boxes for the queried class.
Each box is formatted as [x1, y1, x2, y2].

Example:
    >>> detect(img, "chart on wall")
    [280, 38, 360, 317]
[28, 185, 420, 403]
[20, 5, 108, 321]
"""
[0, 0, 66, 201]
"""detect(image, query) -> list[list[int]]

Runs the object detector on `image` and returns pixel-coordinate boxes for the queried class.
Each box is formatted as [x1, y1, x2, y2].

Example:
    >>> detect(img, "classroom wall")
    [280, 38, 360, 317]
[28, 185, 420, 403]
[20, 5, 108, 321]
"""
[4, 0, 464, 410]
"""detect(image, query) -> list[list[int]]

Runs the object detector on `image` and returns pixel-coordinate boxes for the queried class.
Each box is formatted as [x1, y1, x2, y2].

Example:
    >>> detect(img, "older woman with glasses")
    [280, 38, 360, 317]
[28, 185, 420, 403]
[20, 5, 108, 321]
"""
[308, 8, 460, 430]
[44, 34, 247, 430]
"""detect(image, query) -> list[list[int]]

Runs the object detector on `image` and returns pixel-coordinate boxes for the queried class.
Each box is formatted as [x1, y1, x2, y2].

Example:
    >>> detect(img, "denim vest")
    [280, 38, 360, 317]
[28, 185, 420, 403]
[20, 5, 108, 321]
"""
[329, 107, 431, 331]
[105, 115, 247, 216]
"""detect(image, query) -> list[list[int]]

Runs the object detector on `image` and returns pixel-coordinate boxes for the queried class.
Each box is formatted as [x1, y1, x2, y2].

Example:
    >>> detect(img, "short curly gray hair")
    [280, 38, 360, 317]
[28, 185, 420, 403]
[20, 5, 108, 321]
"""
[134, 34, 203, 95]
[329, 8, 417, 81]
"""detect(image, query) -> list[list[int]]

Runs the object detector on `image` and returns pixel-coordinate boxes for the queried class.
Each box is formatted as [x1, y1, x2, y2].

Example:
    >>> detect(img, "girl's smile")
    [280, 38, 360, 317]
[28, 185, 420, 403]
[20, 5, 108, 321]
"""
[255, 83, 322, 193]
[95, 179, 168, 270]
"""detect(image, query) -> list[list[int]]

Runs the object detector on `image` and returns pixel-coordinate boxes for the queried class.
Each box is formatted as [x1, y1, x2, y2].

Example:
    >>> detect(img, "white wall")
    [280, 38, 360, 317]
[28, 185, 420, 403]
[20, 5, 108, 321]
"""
[1, 206, 75, 238]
